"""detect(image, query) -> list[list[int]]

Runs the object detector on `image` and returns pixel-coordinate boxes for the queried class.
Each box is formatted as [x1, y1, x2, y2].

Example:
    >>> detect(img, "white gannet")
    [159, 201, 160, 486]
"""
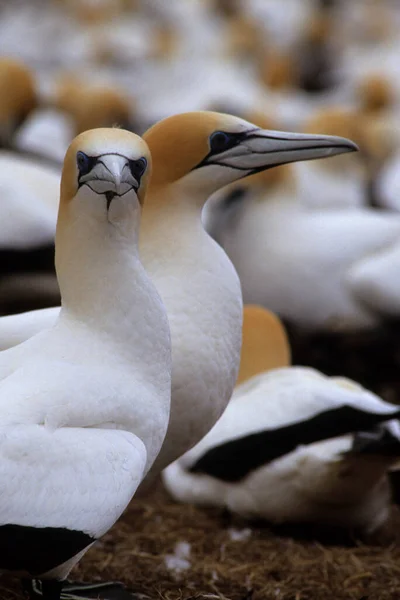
[204, 150, 400, 332]
[163, 305, 400, 535]
[0, 112, 357, 481]
[0, 151, 60, 311]
[0, 151, 60, 251]
[137, 111, 358, 481]
[15, 107, 74, 164]
[0, 57, 37, 147]
[0, 128, 171, 600]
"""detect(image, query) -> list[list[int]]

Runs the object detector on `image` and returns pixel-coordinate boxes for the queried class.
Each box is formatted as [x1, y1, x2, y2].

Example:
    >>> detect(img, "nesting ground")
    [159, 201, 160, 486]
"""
[3, 325, 400, 600]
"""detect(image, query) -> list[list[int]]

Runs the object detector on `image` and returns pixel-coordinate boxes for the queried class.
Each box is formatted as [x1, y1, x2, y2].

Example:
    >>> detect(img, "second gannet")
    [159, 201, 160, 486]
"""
[164, 306, 400, 535]
[0, 112, 357, 482]
[139, 111, 358, 480]
[0, 128, 171, 600]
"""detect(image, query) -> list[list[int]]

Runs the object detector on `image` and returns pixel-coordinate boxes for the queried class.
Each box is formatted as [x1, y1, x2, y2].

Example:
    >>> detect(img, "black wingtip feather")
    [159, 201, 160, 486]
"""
[189, 405, 400, 482]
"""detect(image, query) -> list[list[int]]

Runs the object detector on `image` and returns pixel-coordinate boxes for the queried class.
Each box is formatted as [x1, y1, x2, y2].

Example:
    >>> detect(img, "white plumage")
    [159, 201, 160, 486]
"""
[0, 128, 171, 599]
[0, 151, 59, 250]
[206, 175, 400, 331]
[163, 366, 400, 534]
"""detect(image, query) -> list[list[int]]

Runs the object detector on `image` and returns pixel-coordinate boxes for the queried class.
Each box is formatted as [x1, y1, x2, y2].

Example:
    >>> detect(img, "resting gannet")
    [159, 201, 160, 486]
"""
[204, 155, 400, 332]
[164, 306, 400, 535]
[0, 57, 37, 147]
[0, 112, 357, 480]
[0, 128, 171, 600]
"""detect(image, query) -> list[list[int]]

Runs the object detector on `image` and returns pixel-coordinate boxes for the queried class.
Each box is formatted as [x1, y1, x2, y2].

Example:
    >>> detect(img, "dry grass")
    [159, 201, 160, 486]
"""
[3, 483, 400, 600]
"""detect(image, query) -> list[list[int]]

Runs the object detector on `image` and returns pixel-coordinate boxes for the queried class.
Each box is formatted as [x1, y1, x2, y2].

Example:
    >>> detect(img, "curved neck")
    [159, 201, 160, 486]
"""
[140, 182, 207, 262]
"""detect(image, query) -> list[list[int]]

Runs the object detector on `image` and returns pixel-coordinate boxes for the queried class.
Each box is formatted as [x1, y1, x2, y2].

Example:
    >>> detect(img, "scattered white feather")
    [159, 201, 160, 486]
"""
[164, 541, 191, 577]
[227, 527, 252, 542]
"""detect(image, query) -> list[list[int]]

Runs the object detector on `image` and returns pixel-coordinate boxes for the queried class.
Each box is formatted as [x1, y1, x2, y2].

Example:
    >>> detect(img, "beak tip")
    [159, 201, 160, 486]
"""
[346, 139, 359, 153]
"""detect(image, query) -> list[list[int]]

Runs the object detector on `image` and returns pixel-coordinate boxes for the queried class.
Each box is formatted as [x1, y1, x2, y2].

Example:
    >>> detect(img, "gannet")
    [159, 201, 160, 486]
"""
[376, 149, 400, 213]
[163, 306, 400, 535]
[295, 108, 367, 210]
[0, 151, 60, 311]
[236, 305, 291, 386]
[0, 112, 357, 479]
[54, 76, 135, 135]
[0, 128, 171, 600]
[139, 111, 358, 481]
[204, 142, 400, 331]
[0, 57, 37, 146]
[0, 151, 59, 250]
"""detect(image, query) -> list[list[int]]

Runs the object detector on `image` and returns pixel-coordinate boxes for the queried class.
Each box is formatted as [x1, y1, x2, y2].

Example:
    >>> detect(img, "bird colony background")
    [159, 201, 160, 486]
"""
[2, 0, 400, 599]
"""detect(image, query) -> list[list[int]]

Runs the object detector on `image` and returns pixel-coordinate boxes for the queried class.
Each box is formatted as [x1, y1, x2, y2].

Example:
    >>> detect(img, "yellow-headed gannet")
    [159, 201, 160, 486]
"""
[0, 128, 171, 600]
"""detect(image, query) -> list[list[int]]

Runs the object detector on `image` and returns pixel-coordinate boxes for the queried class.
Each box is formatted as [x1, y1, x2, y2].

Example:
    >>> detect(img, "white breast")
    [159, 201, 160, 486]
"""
[141, 226, 243, 476]
[214, 193, 400, 331]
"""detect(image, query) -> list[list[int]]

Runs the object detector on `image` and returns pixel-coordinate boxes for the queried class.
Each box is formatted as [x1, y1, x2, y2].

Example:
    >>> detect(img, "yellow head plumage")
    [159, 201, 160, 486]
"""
[143, 111, 250, 187]
[358, 74, 393, 114]
[237, 305, 291, 385]
[55, 77, 133, 134]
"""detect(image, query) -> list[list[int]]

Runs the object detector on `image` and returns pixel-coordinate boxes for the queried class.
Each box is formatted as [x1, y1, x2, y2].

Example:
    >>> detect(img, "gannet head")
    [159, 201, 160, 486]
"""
[237, 305, 291, 386]
[143, 111, 358, 197]
[59, 127, 150, 226]
[358, 74, 393, 114]
[55, 77, 134, 134]
[305, 108, 363, 173]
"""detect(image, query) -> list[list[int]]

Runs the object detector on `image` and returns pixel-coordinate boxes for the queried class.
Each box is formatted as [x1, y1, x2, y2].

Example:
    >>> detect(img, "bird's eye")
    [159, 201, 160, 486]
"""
[129, 157, 147, 182]
[209, 131, 238, 154]
[76, 151, 95, 176]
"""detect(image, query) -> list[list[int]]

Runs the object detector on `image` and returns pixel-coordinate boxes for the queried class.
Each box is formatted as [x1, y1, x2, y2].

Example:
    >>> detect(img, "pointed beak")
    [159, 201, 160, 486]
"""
[79, 154, 138, 209]
[208, 128, 358, 174]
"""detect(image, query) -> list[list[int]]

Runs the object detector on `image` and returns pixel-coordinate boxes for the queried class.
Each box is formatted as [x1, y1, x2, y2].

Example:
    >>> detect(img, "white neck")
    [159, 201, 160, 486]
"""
[140, 182, 206, 268]
[55, 192, 166, 354]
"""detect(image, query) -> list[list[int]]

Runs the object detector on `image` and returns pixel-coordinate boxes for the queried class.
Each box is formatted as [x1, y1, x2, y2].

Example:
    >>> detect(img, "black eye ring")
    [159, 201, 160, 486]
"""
[76, 151, 95, 177]
[209, 131, 238, 154]
[129, 157, 147, 182]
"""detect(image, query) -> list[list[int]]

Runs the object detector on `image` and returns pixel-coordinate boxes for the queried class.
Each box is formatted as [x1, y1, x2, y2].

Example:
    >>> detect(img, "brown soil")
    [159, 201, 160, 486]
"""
[2, 481, 400, 600]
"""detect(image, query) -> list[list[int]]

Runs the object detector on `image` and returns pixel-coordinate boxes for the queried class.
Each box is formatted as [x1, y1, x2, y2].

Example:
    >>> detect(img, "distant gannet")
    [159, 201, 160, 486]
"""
[0, 57, 37, 147]
[164, 305, 400, 535]
[236, 304, 291, 386]
[0, 112, 357, 482]
[0, 128, 171, 600]
[54, 76, 135, 135]
[295, 107, 367, 209]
